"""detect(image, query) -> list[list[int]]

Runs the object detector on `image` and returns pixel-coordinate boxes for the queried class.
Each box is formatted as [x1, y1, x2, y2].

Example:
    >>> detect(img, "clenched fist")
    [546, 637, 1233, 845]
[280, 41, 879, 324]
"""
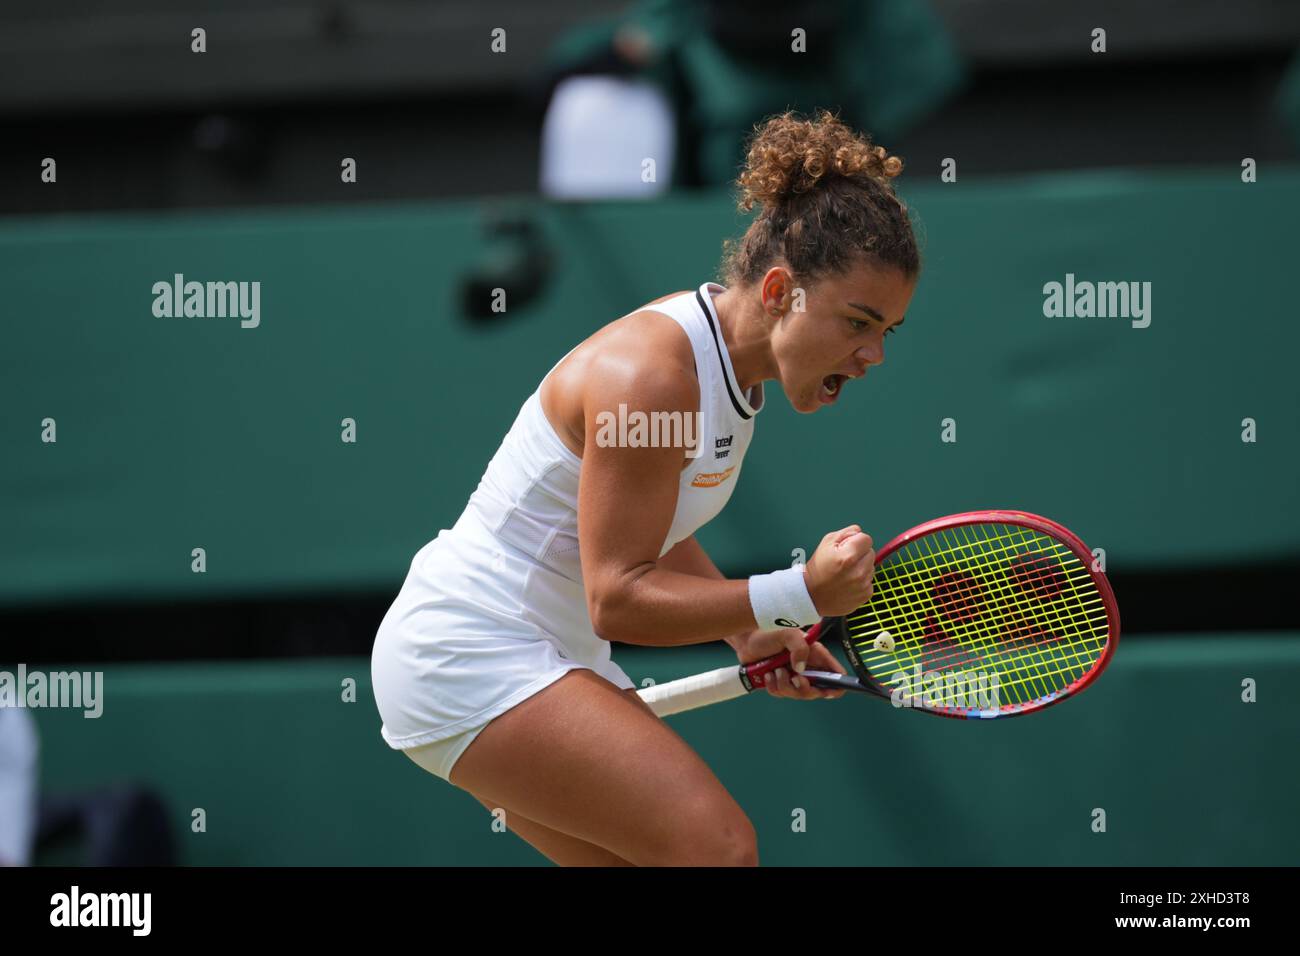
[804, 525, 875, 617]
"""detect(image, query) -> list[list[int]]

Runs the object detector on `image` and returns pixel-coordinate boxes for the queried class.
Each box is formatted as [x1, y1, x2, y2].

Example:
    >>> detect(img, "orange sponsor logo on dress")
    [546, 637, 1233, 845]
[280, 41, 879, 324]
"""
[690, 466, 736, 488]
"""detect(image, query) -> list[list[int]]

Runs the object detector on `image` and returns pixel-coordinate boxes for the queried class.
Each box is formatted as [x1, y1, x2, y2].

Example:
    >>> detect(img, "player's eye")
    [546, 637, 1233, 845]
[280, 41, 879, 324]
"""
[848, 318, 869, 332]
[884, 324, 898, 337]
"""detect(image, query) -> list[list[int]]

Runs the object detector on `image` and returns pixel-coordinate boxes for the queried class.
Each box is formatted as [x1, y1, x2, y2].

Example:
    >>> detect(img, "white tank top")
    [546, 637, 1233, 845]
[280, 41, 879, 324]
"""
[373, 282, 765, 748]
[451, 281, 761, 637]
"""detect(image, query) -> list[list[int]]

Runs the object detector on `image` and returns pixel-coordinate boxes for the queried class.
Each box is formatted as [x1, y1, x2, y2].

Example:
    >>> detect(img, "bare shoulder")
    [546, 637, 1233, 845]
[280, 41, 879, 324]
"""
[539, 296, 699, 457]
[586, 308, 697, 408]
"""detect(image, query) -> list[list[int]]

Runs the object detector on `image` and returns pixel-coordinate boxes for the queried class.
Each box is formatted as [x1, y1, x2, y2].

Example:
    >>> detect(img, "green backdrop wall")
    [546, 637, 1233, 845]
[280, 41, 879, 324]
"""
[28, 638, 1298, 866]
[3, 168, 1298, 606]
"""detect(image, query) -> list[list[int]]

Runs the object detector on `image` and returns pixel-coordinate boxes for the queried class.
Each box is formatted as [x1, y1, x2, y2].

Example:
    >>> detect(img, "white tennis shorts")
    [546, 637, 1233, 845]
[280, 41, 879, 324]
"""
[401, 726, 484, 783]
[372, 531, 635, 783]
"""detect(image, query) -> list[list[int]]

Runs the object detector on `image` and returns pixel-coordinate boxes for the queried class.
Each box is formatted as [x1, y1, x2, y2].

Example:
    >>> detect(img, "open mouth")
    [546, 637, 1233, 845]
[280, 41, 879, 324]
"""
[820, 374, 846, 403]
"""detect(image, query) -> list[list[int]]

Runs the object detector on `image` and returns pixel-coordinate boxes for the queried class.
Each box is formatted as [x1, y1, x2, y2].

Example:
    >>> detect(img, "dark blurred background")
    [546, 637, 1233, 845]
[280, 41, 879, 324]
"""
[2, 0, 1298, 215]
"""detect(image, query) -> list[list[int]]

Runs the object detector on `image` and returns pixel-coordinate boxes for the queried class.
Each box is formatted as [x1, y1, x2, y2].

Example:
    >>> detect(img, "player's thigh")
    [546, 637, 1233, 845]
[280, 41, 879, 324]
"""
[448, 668, 757, 866]
[461, 688, 662, 867]
[623, 684, 661, 716]
[465, 793, 633, 867]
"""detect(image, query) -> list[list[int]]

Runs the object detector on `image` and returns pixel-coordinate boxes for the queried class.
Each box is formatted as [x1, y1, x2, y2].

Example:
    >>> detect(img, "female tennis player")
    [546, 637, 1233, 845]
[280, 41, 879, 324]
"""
[371, 110, 919, 865]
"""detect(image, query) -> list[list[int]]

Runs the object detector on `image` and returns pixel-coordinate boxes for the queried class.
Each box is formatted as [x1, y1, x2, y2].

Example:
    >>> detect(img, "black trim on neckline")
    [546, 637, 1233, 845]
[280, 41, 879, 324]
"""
[695, 288, 753, 422]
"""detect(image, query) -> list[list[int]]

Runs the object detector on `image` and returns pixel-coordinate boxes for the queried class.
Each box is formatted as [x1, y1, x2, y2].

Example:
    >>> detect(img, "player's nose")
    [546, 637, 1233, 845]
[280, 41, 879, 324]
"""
[855, 344, 881, 368]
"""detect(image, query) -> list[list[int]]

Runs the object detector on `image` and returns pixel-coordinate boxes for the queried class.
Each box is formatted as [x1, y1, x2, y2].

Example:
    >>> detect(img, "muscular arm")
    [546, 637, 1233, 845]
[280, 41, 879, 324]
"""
[657, 535, 724, 580]
[577, 324, 761, 647]
[656, 536, 751, 652]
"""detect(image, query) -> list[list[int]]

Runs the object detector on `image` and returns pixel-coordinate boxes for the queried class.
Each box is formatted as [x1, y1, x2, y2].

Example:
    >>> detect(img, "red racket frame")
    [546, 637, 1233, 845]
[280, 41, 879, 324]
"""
[739, 510, 1121, 718]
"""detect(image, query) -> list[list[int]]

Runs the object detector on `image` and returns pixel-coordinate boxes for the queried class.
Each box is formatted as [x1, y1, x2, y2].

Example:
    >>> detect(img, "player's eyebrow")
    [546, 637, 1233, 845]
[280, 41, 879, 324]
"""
[847, 302, 885, 322]
[848, 302, 905, 328]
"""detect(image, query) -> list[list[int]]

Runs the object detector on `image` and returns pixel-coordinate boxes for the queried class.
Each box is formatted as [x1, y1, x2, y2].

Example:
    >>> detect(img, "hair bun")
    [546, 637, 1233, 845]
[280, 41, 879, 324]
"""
[736, 109, 903, 213]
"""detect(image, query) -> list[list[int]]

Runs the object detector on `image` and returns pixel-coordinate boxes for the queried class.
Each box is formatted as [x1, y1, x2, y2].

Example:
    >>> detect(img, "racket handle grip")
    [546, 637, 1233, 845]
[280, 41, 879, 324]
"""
[636, 666, 749, 717]
[741, 620, 826, 683]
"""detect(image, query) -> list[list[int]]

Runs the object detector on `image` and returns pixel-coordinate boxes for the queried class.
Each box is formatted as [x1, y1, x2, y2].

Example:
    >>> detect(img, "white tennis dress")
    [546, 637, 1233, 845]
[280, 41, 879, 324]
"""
[371, 282, 764, 780]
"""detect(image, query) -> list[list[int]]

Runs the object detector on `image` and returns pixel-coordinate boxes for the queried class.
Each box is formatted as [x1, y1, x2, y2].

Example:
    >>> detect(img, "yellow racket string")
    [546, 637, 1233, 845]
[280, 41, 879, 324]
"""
[848, 527, 1103, 707]
[842, 523, 1110, 709]
[942, 523, 1106, 702]
[861, 526, 1101, 674]
[863, 546, 1097, 686]
[872, 525, 1100, 703]
[855, 528, 1101, 706]
[853, 530, 1100, 688]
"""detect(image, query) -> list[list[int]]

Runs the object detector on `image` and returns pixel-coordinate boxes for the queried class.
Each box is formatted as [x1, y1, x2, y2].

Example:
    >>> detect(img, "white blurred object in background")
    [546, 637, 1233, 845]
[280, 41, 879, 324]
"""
[0, 707, 39, 866]
[540, 75, 675, 199]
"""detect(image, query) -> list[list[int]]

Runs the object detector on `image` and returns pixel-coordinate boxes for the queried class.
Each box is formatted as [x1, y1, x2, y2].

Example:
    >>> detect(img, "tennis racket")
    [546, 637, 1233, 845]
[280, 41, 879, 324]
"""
[636, 510, 1120, 720]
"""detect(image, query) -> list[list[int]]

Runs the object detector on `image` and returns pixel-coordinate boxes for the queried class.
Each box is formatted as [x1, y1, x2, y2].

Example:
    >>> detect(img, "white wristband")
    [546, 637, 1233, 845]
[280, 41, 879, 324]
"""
[748, 566, 821, 630]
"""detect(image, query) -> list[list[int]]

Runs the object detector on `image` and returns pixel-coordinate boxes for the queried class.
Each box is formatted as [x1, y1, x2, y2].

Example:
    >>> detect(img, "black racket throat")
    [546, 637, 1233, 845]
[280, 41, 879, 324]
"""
[807, 616, 891, 699]
[802, 670, 869, 694]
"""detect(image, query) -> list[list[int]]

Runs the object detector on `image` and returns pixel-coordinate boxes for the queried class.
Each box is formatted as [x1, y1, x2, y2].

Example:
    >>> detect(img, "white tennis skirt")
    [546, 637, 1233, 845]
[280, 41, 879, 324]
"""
[371, 527, 634, 781]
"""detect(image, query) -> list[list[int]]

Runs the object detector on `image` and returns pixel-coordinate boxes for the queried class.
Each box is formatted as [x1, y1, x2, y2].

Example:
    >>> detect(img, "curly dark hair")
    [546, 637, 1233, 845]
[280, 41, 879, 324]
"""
[720, 109, 921, 288]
